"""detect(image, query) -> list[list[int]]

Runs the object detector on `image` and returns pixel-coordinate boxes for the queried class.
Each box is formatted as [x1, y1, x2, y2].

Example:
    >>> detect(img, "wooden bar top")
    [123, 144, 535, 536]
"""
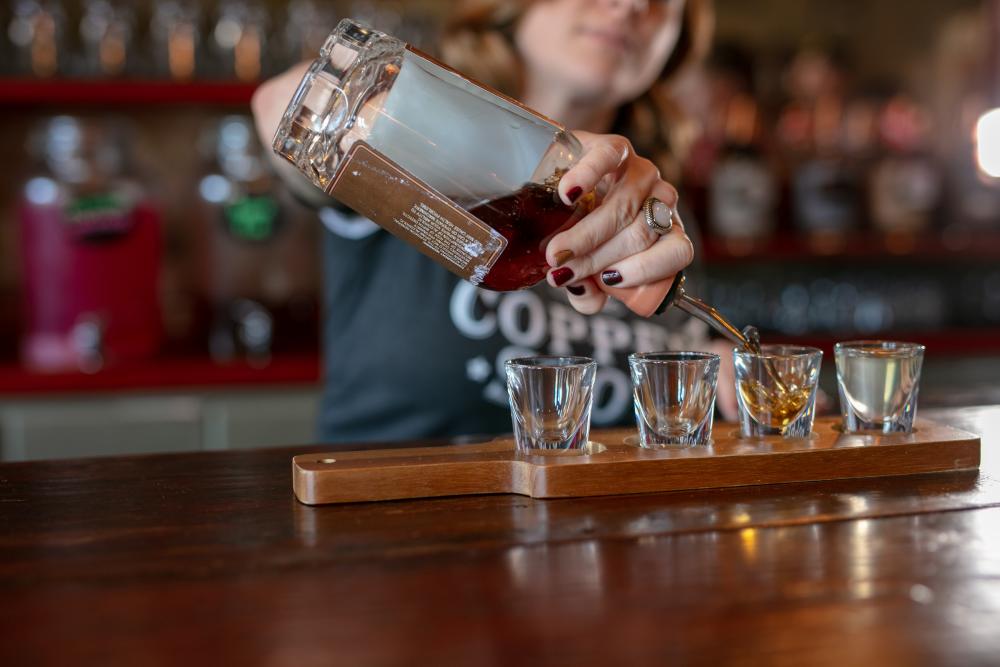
[1, 406, 998, 666]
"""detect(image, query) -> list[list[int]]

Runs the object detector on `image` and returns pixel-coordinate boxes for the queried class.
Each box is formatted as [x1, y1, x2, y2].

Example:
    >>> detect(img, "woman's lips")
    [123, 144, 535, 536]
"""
[576, 27, 631, 52]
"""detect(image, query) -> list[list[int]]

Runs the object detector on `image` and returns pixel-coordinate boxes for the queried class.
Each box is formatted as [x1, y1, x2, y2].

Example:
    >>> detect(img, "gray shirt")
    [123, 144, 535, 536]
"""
[317, 207, 709, 444]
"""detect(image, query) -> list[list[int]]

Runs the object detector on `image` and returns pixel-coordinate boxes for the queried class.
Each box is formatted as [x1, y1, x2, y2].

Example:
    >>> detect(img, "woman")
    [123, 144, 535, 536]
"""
[253, 0, 730, 443]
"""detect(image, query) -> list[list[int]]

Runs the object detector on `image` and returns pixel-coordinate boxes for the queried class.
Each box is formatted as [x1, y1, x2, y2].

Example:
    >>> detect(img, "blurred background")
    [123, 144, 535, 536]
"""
[1, 0, 999, 460]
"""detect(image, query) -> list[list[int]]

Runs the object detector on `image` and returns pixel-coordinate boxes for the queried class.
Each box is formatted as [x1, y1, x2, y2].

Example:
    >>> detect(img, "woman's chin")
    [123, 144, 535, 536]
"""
[560, 66, 623, 101]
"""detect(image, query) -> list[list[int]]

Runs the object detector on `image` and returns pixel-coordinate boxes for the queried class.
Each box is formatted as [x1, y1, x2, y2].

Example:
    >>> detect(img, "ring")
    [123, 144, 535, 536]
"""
[643, 197, 675, 236]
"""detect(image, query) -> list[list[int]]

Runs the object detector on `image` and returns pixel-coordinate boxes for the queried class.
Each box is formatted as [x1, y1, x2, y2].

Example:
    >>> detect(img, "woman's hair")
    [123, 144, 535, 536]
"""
[439, 0, 714, 180]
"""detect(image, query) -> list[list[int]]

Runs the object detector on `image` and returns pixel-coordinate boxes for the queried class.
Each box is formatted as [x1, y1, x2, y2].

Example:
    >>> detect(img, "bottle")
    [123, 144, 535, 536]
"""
[79, 0, 135, 78]
[211, 0, 269, 82]
[791, 95, 860, 242]
[151, 0, 201, 81]
[7, 0, 65, 78]
[197, 115, 319, 364]
[708, 95, 777, 250]
[868, 95, 942, 240]
[18, 116, 163, 372]
[272, 19, 673, 317]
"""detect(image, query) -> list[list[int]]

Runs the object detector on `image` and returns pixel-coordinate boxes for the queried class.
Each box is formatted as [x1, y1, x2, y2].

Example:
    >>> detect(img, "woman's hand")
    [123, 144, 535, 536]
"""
[544, 131, 694, 316]
[251, 62, 310, 149]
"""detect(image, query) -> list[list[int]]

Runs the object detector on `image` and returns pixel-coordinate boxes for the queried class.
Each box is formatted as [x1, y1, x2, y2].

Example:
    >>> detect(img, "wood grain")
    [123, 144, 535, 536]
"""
[293, 417, 981, 504]
[0, 406, 997, 666]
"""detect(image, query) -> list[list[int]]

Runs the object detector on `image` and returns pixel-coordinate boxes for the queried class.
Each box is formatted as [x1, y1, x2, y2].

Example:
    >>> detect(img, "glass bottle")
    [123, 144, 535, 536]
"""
[791, 95, 860, 241]
[211, 0, 269, 82]
[151, 0, 201, 81]
[79, 0, 135, 78]
[868, 95, 942, 238]
[708, 95, 777, 250]
[7, 0, 65, 78]
[273, 19, 672, 316]
[18, 116, 163, 372]
[197, 115, 319, 364]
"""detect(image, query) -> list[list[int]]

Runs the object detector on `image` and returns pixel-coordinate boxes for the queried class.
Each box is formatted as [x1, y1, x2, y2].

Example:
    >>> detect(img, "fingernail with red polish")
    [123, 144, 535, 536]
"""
[567, 186, 583, 204]
[567, 284, 586, 296]
[602, 270, 623, 286]
[551, 267, 574, 286]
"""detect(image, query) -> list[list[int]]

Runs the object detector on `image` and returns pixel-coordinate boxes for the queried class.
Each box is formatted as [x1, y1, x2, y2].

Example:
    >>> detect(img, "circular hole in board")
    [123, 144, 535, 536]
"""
[831, 423, 919, 436]
[318, 458, 337, 464]
[521, 442, 608, 457]
[622, 435, 712, 449]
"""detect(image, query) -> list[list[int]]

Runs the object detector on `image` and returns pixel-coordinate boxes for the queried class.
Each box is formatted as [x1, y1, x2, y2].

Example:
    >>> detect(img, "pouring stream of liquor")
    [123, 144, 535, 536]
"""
[671, 290, 791, 396]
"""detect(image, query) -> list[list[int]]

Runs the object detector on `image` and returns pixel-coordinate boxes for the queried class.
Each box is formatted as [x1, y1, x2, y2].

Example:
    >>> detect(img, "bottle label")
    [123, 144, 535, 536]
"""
[64, 193, 135, 242]
[328, 141, 507, 285]
[223, 195, 283, 242]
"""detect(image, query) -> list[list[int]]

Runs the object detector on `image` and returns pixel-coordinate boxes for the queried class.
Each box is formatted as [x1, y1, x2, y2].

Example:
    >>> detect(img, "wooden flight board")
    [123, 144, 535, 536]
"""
[292, 417, 981, 505]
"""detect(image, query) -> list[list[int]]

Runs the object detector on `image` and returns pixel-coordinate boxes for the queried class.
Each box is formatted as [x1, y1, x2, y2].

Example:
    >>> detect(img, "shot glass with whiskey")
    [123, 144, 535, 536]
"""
[734, 345, 823, 438]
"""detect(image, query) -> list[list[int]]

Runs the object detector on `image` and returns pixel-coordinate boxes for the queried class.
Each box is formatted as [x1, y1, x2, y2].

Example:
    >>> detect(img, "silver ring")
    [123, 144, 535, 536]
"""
[643, 197, 674, 236]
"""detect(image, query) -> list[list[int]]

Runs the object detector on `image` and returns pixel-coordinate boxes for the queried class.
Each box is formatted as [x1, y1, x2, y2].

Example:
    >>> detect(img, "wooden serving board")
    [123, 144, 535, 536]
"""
[292, 417, 981, 505]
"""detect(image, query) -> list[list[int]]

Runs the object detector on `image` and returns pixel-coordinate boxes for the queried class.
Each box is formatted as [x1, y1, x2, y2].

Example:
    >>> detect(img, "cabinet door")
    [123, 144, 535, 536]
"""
[202, 391, 319, 450]
[1, 397, 203, 461]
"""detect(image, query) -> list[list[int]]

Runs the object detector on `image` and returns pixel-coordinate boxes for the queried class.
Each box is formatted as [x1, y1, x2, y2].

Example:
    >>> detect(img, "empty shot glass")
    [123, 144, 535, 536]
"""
[628, 352, 720, 448]
[734, 345, 823, 438]
[835, 340, 925, 433]
[505, 356, 597, 453]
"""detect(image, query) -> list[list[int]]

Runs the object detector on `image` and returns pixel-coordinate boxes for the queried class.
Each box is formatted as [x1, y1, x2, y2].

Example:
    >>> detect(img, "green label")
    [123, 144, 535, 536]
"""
[64, 193, 134, 241]
[223, 196, 281, 242]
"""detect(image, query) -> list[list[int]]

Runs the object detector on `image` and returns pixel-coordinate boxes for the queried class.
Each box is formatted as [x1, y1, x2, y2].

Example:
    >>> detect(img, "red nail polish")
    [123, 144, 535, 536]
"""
[567, 284, 586, 296]
[551, 267, 575, 286]
[602, 270, 623, 286]
[567, 187, 583, 204]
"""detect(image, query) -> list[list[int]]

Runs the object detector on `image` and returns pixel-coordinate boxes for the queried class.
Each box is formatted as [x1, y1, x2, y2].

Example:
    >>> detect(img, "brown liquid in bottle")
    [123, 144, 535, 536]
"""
[468, 183, 589, 292]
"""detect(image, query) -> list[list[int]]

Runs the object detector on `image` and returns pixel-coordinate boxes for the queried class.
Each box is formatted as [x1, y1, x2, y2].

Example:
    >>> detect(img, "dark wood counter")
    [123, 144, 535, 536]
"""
[1, 406, 998, 666]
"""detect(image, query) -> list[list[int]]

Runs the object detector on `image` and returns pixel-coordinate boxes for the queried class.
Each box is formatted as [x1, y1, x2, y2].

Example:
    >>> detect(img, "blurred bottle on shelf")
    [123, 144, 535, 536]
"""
[18, 116, 164, 373]
[679, 43, 749, 233]
[79, 0, 136, 78]
[708, 94, 778, 252]
[151, 0, 202, 81]
[842, 95, 880, 162]
[791, 104, 860, 244]
[685, 43, 778, 252]
[868, 95, 943, 245]
[196, 116, 318, 365]
[1, 0, 441, 83]
[210, 0, 269, 82]
[780, 48, 861, 247]
[7, 0, 65, 78]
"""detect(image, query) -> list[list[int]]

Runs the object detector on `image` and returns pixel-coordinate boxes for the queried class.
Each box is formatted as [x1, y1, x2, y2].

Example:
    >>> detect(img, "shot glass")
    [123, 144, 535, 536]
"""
[834, 340, 925, 434]
[628, 352, 720, 448]
[734, 345, 823, 438]
[505, 356, 597, 453]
